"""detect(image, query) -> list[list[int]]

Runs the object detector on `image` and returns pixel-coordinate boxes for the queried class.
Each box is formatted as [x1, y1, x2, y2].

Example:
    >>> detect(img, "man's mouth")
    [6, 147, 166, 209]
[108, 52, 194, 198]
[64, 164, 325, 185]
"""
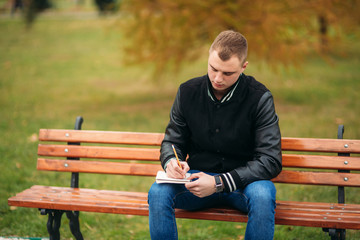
[213, 82, 223, 88]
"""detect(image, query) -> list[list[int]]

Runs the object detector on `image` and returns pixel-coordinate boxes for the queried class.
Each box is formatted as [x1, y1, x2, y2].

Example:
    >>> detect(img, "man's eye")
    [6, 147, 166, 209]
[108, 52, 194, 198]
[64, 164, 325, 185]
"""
[224, 72, 233, 76]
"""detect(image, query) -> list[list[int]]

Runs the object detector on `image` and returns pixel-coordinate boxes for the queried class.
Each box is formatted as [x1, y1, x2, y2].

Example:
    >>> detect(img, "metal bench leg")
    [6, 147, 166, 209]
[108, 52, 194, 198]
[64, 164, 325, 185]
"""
[339, 229, 346, 240]
[324, 228, 346, 240]
[40, 209, 64, 240]
[66, 211, 84, 240]
[331, 229, 346, 240]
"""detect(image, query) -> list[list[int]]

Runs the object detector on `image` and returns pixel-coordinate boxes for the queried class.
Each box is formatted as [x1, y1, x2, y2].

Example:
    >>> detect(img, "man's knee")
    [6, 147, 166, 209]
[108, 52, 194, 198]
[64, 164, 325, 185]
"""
[148, 182, 179, 204]
[246, 180, 276, 205]
[148, 183, 167, 202]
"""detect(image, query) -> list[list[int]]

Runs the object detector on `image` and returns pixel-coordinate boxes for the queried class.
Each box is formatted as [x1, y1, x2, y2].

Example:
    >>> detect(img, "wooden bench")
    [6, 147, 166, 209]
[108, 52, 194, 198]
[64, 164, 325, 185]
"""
[8, 117, 360, 240]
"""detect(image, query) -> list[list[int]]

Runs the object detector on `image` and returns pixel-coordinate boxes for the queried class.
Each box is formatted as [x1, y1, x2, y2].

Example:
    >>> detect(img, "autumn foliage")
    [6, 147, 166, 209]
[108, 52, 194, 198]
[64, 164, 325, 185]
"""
[120, 0, 360, 73]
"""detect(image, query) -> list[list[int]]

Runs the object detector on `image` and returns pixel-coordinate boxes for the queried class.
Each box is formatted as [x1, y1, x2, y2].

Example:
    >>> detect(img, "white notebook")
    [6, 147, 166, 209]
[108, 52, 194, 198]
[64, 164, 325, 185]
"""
[156, 171, 191, 184]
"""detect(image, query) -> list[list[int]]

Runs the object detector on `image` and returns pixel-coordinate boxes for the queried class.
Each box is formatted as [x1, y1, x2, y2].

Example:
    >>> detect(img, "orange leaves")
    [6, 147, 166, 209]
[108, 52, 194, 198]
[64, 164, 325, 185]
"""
[119, 0, 360, 77]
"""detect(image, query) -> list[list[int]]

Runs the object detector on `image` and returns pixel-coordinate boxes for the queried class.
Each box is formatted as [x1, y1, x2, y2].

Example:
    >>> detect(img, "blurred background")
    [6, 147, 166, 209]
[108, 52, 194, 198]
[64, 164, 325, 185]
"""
[1, 0, 359, 239]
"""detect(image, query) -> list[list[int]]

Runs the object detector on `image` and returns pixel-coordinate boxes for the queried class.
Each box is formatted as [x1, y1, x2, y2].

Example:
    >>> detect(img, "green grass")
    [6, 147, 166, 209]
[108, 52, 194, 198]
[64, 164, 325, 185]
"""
[1, 9, 360, 240]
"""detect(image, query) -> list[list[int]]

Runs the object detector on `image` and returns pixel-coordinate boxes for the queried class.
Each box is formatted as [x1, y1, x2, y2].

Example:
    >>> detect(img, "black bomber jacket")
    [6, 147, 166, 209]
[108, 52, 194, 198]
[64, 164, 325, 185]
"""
[160, 73, 282, 192]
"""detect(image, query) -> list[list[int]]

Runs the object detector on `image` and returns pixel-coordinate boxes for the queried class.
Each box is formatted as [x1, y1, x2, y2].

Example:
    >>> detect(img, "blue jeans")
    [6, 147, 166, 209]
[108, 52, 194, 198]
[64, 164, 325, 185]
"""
[148, 171, 276, 240]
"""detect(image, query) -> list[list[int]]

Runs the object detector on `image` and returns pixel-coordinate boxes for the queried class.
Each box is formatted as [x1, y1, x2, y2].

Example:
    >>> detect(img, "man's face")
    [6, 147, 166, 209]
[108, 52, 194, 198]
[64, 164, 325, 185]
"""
[207, 50, 248, 98]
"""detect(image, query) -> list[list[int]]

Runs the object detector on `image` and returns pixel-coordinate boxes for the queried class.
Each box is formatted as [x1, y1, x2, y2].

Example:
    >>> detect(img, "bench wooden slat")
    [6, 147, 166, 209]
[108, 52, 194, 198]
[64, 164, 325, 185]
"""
[11, 186, 149, 204]
[38, 144, 160, 161]
[10, 191, 149, 208]
[39, 130, 360, 154]
[37, 158, 360, 187]
[272, 170, 360, 187]
[273, 212, 360, 229]
[275, 208, 360, 220]
[37, 158, 162, 176]
[282, 137, 360, 153]
[276, 201, 360, 212]
[39, 129, 164, 146]
[8, 186, 360, 230]
[282, 154, 360, 170]
[37, 145, 360, 170]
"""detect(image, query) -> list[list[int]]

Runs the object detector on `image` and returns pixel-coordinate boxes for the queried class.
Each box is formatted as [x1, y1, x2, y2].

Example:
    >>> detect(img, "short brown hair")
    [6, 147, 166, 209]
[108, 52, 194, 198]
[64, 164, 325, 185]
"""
[209, 30, 248, 64]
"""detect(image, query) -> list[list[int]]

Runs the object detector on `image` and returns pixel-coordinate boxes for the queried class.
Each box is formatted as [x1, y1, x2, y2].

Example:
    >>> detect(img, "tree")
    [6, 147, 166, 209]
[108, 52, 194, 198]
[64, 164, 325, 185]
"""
[94, 0, 119, 15]
[119, 0, 360, 75]
[24, 0, 52, 28]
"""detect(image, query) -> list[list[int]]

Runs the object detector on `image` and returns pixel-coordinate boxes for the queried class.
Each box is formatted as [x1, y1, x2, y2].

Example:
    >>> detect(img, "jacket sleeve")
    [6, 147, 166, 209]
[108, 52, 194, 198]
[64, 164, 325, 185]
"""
[160, 88, 190, 169]
[220, 91, 282, 191]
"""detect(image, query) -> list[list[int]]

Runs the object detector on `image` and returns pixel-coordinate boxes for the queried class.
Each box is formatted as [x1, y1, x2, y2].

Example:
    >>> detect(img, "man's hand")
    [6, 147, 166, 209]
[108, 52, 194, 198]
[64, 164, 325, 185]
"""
[166, 158, 190, 179]
[185, 172, 216, 198]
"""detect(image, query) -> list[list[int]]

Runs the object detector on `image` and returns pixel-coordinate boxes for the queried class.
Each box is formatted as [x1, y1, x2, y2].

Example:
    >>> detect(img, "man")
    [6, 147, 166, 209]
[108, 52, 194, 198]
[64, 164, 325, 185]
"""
[148, 30, 282, 240]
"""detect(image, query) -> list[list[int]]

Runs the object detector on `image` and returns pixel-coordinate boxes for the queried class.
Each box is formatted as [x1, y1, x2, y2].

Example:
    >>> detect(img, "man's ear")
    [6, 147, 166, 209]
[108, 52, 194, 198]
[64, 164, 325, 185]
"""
[242, 61, 249, 70]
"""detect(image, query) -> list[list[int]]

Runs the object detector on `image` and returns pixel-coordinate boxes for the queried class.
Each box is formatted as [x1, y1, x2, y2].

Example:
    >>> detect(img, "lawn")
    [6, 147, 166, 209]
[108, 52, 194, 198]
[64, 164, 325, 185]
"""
[0, 6, 360, 240]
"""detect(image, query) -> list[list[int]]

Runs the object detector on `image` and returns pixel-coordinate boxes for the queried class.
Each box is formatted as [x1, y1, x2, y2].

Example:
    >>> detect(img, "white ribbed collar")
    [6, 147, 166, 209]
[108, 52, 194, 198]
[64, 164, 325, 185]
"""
[207, 74, 242, 103]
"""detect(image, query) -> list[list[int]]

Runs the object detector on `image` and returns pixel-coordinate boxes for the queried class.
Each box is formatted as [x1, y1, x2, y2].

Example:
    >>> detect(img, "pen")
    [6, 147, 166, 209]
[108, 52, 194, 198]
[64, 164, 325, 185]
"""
[171, 144, 182, 168]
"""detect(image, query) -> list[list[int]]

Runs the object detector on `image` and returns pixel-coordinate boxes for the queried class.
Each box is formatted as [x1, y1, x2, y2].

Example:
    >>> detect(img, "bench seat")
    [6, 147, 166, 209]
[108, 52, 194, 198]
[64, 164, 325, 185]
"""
[9, 185, 360, 230]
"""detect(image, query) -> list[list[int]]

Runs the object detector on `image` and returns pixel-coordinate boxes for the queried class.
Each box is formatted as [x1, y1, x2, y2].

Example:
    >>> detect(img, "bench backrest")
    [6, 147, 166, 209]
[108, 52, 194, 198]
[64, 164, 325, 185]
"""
[37, 129, 360, 188]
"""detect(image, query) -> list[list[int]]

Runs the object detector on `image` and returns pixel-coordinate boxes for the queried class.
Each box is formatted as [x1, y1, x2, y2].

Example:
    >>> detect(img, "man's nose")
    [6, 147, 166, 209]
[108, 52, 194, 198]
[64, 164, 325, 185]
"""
[214, 72, 223, 82]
